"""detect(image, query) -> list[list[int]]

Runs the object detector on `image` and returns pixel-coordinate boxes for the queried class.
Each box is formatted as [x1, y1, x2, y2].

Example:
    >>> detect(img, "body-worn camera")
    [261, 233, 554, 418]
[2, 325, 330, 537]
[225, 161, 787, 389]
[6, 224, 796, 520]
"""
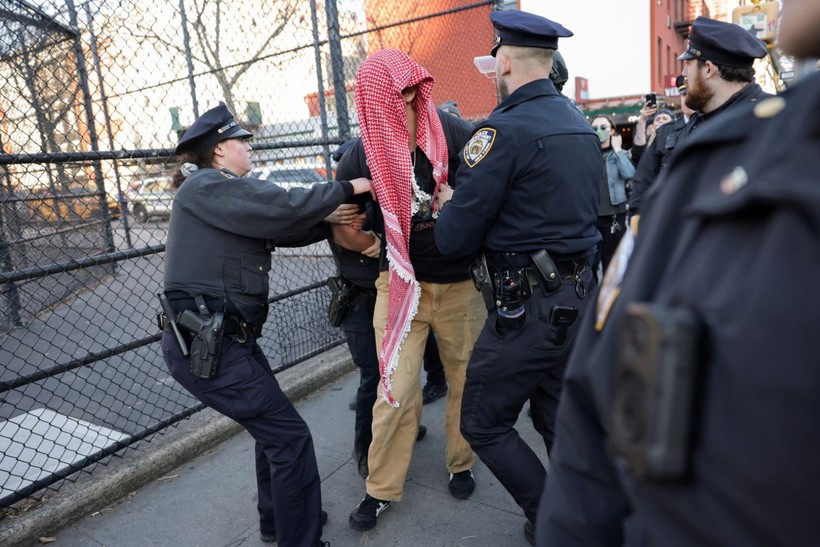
[609, 303, 703, 481]
[494, 269, 527, 330]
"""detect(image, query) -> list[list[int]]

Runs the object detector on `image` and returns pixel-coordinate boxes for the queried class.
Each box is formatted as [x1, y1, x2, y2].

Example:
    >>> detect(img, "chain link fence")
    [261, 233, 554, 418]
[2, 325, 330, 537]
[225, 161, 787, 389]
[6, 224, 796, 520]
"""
[0, 0, 497, 511]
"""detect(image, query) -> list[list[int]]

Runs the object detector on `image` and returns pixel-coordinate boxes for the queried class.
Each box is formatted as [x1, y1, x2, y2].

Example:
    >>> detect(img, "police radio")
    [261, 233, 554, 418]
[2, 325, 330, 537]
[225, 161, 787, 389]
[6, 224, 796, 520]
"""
[608, 303, 703, 481]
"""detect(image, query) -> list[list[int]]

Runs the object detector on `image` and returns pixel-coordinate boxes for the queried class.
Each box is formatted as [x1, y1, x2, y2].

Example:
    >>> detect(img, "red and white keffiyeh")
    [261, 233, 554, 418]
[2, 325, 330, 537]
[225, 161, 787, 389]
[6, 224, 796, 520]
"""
[355, 49, 449, 407]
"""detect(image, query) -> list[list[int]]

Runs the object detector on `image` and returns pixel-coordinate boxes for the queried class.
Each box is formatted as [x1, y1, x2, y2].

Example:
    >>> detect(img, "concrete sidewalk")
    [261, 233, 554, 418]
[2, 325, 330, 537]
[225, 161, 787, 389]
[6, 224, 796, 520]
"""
[4, 346, 546, 546]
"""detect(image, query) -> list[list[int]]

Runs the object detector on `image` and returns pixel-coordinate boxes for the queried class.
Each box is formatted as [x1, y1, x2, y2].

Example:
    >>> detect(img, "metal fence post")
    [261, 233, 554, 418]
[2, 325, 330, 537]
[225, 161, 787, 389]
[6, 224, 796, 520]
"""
[85, 1, 133, 249]
[65, 0, 116, 262]
[325, 0, 350, 142]
[178, 0, 200, 119]
[309, 0, 332, 174]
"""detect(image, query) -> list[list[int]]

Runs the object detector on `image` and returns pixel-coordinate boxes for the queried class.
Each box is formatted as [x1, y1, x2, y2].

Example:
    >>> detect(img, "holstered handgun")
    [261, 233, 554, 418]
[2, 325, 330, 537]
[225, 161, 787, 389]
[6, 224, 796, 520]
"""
[178, 309, 224, 379]
[529, 249, 564, 295]
[469, 255, 495, 311]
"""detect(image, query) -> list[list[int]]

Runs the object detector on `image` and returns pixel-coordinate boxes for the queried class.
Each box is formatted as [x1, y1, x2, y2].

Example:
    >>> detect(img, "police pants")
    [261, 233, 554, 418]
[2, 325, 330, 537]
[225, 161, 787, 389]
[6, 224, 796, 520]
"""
[460, 266, 595, 524]
[366, 274, 486, 501]
[341, 289, 380, 458]
[162, 332, 323, 547]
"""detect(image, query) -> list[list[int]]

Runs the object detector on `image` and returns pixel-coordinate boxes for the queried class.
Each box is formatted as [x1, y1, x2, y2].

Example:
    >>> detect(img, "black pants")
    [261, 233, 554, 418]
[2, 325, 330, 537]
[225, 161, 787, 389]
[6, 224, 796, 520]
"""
[162, 333, 323, 547]
[460, 266, 596, 524]
[341, 290, 380, 457]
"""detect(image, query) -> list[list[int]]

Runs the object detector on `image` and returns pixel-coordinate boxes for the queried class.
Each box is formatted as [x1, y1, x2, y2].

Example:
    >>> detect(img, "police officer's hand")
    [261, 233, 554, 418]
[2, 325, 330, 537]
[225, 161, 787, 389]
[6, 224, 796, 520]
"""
[325, 203, 359, 225]
[611, 133, 623, 153]
[362, 231, 381, 258]
[350, 213, 366, 231]
[436, 184, 454, 212]
[350, 177, 373, 198]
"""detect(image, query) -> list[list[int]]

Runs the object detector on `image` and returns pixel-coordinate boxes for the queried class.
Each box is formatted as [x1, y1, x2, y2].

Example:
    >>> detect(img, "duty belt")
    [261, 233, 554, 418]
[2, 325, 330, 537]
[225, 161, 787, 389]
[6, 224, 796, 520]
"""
[160, 313, 250, 337]
[485, 250, 589, 299]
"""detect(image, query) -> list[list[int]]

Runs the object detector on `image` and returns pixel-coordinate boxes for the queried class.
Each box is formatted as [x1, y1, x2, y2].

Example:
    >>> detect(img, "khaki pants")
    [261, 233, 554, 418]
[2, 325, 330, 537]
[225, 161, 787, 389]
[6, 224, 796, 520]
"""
[366, 273, 486, 501]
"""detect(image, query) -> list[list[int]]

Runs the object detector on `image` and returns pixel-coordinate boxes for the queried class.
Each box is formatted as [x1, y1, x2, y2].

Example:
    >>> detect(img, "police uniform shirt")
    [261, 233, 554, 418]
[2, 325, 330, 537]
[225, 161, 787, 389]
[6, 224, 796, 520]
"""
[435, 78, 602, 258]
[538, 72, 820, 545]
[164, 167, 352, 317]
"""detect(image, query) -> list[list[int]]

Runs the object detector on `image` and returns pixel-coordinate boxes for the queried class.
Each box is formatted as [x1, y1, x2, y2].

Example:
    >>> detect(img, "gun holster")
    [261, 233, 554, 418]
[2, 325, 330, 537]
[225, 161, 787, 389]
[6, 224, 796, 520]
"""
[469, 256, 495, 311]
[178, 307, 224, 380]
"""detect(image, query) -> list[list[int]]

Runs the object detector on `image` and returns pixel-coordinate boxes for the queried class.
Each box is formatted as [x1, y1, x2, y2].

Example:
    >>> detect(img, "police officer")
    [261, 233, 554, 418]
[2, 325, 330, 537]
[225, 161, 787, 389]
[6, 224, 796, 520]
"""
[629, 16, 769, 221]
[160, 102, 370, 547]
[434, 11, 602, 545]
[537, 0, 820, 543]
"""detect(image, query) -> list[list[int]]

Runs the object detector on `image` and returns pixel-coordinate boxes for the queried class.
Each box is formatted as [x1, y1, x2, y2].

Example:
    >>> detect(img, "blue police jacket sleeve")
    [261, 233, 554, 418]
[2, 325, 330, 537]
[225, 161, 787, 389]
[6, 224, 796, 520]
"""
[434, 125, 511, 257]
[175, 169, 346, 240]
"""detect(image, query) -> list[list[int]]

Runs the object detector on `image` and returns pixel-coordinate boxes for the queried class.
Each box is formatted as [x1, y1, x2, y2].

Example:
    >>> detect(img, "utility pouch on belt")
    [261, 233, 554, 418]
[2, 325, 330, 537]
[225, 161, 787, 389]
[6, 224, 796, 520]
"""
[469, 256, 495, 311]
[178, 298, 224, 379]
[326, 276, 353, 327]
[529, 249, 564, 295]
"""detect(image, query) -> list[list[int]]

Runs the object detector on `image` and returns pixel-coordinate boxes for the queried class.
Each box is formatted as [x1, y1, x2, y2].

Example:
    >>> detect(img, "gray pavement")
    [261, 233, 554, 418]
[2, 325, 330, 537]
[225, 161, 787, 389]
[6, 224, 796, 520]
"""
[2, 346, 546, 547]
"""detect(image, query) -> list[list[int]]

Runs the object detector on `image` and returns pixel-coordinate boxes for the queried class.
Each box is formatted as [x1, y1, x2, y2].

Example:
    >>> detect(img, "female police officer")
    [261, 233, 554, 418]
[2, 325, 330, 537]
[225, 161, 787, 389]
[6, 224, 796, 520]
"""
[160, 102, 370, 547]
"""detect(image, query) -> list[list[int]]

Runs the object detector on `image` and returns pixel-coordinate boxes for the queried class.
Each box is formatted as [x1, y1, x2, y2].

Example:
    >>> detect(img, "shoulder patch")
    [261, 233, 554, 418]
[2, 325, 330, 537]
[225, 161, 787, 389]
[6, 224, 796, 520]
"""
[464, 128, 496, 168]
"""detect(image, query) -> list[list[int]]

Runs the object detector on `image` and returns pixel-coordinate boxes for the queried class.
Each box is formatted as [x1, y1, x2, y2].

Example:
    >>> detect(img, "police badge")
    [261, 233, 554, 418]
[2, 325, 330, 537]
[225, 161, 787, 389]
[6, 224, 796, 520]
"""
[464, 128, 496, 168]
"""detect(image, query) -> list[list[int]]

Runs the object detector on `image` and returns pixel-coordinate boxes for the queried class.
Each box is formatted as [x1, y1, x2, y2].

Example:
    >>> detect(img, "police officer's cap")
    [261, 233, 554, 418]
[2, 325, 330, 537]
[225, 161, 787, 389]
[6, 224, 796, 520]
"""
[490, 10, 573, 57]
[677, 16, 767, 68]
[175, 102, 253, 155]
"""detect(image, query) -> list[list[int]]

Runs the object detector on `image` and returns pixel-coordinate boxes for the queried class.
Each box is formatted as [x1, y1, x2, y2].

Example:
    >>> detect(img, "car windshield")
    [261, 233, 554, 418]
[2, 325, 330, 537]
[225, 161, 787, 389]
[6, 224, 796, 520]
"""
[253, 167, 326, 184]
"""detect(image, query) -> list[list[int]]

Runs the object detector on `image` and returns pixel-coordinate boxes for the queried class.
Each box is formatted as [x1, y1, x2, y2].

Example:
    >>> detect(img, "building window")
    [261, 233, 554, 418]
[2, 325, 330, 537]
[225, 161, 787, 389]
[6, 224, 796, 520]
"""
[657, 37, 663, 86]
[667, 45, 671, 79]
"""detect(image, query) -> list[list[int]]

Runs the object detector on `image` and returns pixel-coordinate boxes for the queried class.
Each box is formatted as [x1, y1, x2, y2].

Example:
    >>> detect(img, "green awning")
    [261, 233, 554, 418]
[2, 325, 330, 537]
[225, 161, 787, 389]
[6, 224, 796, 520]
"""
[581, 103, 642, 119]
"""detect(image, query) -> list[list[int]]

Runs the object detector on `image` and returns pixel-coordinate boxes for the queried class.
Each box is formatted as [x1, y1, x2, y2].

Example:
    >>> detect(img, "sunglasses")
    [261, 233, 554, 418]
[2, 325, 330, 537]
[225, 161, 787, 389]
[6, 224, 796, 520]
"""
[592, 125, 610, 131]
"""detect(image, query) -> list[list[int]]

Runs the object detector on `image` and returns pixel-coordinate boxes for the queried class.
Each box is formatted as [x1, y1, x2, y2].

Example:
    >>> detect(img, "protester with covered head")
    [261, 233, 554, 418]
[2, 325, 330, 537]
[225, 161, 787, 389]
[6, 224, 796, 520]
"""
[161, 102, 370, 547]
[344, 48, 486, 533]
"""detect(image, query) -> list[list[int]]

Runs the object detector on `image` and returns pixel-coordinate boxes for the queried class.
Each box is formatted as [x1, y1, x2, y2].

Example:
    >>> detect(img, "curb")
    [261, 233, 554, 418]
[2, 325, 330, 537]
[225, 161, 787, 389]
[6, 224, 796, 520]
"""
[0, 345, 354, 547]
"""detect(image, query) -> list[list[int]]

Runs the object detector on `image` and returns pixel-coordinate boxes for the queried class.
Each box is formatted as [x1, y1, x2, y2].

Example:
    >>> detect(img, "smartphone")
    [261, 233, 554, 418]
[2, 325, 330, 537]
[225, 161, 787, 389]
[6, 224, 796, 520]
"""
[645, 93, 657, 106]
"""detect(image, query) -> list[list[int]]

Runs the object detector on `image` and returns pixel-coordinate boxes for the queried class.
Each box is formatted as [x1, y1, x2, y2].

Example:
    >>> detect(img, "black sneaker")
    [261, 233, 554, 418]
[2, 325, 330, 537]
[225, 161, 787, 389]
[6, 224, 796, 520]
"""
[448, 469, 475, 499]
[261, 510, 328, 542]
[422, 382, 448, 405]
[524, 519, 535, 545]
[349, 494, 391, 531]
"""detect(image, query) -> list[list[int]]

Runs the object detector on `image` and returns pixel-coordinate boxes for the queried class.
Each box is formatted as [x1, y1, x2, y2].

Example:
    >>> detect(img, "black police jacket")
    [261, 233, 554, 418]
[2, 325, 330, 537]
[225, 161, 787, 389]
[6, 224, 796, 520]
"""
[629, 82, 770, 215]
[434, 78, 602, 258]
[164, 167, 351, 322]
[538, 72, 820, 546]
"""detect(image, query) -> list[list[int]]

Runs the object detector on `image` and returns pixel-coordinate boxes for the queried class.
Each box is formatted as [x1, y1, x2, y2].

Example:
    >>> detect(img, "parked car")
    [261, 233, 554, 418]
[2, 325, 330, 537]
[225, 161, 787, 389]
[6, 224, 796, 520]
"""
[126, 177, 174, 223]
[250, 165, 328, 190]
